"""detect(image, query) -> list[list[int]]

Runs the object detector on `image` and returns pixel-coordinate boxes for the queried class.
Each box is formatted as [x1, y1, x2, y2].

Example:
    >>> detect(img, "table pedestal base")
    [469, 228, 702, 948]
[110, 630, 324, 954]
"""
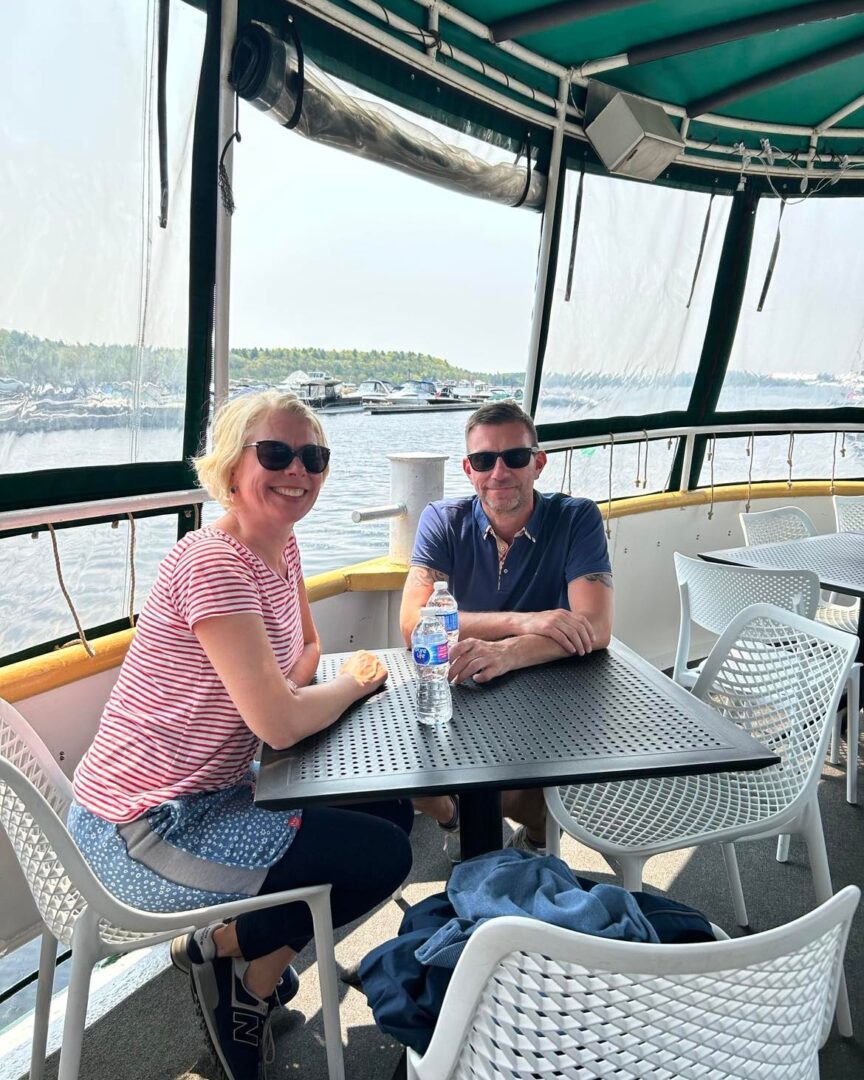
[458, 788, 504, 861]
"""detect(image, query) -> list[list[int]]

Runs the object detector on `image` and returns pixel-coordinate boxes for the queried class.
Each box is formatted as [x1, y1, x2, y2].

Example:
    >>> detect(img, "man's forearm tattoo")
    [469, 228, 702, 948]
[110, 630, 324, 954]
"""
[408, 565, 449, 587]
[584, 572, 614, 590]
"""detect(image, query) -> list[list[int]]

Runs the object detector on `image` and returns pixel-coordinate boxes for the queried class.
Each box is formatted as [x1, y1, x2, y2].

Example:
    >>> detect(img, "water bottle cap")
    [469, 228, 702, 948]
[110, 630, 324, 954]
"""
[432, 581, 448, 591]
[419, 606, 438, 616]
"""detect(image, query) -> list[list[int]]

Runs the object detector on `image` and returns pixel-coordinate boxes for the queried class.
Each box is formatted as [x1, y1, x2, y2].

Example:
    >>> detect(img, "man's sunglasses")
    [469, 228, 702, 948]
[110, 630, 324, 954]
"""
[466, 447, 539, 472]
[243, 441, 331, 474]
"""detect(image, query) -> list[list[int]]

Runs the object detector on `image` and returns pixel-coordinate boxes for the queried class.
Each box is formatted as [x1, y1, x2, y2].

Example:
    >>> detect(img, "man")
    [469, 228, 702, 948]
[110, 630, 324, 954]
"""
[400, 400, 613, 861]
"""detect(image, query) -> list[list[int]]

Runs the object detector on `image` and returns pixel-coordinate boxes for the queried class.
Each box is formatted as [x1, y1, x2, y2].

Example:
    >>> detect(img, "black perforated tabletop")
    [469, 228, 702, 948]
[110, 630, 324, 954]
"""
[256, 642, 777, 858]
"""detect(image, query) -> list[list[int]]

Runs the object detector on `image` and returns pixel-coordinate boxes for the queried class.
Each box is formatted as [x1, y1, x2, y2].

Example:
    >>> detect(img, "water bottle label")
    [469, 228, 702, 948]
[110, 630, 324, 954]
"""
[413, 643, 449, 665]
[440, 612, 459, 633]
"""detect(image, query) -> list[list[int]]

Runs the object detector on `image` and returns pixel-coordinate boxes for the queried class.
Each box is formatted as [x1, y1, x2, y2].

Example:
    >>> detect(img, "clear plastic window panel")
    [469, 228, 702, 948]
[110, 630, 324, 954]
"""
[225, 87, 541, 576]
[697, 433, 864, 488]
[718, 197, 864, 413]
[0, 515, 182, 657]
[536, 173, 731, 424]
[0, 0, 205, 475]
[228, 95, 540, 377]
[537, 439, 678, 503]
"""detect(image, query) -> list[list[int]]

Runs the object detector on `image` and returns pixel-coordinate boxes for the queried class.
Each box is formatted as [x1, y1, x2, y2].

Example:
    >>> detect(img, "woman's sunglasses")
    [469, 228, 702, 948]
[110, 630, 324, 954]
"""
[466, 447, 539, 472]
[243, 441, 331, 474]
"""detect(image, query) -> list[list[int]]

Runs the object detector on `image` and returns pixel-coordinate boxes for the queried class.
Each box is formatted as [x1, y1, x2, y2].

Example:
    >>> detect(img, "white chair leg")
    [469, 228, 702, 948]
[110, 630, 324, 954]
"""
[29, 928, 58, 1080]
[57, 923, 100, 1080]
[618, 856, 646, 893]
[309, 892, 346, 1080]
[721, 842, 749, 927]
[830, 709, 842, 765]
[545, 806, 561, 858]
[802, 808, 852, 1038]
[775, 834, 791, 863]
[846, 668, 859, 805]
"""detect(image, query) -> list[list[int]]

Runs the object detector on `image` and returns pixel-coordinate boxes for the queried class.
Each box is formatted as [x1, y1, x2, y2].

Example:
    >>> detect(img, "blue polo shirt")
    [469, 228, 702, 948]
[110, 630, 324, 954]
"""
[410, 492, 611, 613]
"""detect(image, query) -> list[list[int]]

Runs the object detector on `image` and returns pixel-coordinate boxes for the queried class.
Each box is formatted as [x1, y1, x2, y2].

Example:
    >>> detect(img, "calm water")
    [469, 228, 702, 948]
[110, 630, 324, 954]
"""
[2, 394, 863, 659]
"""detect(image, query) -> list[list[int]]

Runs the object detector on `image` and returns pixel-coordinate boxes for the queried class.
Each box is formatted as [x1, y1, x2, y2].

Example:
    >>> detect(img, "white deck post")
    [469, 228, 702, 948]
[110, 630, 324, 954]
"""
[386, 452, 448, 562]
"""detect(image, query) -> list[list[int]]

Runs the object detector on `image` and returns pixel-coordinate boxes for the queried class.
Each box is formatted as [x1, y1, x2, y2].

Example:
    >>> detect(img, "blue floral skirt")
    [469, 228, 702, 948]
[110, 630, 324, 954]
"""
[68, 775, 302, 912]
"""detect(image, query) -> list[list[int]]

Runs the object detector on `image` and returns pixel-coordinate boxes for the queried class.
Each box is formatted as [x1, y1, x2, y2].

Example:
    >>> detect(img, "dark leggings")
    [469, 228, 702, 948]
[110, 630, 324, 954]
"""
[235, 799, 413, 959]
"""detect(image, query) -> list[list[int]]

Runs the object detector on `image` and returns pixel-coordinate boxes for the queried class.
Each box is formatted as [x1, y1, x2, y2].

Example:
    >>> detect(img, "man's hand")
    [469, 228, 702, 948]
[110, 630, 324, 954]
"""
[512, 609, 596, 655]
[448, 638, 512, 685]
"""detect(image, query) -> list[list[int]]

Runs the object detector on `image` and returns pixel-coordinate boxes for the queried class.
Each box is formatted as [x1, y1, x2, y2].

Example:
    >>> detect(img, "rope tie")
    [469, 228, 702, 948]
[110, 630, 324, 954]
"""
[559, 448, 573, 495]
[641, 430, 649, 490]
[127, 514, 137, 628]
[564, 162, 585, 302]
[512, 132, 533, 209]
[686, 192, 714, 309]
[605, 434, 614, 539]
[217, 92, 241, 215]
[47, 524, 95, 657]
[787, 432, 795, 489]
[746, 433, 755, 511]
[635, 439, 642, 489]
[841, 432, 847, 458]
[831, 432, 838, 495]
[707, 435, 716, 520]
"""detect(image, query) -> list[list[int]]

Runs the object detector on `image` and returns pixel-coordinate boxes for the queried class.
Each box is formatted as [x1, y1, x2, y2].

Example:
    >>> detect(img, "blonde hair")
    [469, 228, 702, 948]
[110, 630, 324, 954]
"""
[194, 390, 328, 508]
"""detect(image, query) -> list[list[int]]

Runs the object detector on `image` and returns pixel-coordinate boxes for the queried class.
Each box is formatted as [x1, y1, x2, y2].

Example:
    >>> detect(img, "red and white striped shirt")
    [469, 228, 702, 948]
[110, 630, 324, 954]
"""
[73, 527, 305, 823]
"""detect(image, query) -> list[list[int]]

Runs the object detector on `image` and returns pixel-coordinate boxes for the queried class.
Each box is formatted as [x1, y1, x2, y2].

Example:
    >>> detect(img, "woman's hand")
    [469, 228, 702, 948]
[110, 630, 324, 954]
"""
[338, 650, 389, 694]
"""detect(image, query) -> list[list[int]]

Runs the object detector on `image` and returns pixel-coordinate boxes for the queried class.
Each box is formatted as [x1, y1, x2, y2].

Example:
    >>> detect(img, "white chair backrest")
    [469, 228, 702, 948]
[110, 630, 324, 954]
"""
[673, 554, 821, 685]
[692, 604, 856, 809]
[414, 887, 860, 1079]
[739, 505, 816, 546]
[833, 494, 864, 533]
[0, 699, 103, 945]
[0, 699, 73, 814]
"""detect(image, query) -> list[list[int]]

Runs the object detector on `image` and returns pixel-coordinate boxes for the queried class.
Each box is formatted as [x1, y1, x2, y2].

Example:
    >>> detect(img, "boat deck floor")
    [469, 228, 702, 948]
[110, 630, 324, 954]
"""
[31, 753, 864, 1080]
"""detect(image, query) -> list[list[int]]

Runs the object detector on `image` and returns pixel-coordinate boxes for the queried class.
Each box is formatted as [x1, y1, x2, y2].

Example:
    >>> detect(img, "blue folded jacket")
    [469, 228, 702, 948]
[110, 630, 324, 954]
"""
[360, 848, 713, 1054]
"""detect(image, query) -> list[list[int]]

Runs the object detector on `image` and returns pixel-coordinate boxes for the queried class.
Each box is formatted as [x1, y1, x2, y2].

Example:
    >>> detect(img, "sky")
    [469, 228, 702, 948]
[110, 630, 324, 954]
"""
[228, 104, 541, 373]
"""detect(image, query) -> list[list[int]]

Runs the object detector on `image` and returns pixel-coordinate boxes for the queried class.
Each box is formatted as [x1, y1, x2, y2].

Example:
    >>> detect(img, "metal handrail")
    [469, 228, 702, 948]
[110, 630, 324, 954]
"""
[0, 489, 209, 535]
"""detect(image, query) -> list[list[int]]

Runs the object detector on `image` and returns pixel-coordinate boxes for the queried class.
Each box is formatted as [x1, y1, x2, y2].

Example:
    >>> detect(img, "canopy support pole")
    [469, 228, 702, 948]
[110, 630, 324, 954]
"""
[523, 75, 569, 419]
[213, 0, 238, 412]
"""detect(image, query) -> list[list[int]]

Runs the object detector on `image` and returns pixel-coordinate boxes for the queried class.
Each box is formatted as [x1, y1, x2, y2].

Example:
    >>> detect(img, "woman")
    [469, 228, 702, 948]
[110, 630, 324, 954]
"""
[69, 391, 413, 1080]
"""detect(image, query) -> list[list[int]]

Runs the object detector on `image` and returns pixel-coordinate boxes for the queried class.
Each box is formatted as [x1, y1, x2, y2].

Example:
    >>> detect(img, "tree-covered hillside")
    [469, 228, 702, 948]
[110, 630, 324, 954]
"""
[0, 331, 523, 390]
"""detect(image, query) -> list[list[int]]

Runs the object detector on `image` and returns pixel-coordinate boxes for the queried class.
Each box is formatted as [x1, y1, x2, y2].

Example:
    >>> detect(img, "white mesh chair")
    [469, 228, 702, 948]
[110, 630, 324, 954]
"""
[0, 700, 345, 1080]
[740, 507, 861, 795]
[545, 604, 858, 1036]
[739, 504, 817, 546]
[406, 887, 860, 1080]
[834, 494, 864, 533]
[674, 553, 860, 807]
[673, 553, 821, 688]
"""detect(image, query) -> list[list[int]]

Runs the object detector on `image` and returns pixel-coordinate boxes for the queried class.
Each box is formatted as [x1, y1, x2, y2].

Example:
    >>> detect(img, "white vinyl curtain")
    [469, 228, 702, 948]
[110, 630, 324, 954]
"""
[718, 196, 864, 413]
[537, 171, 731, 424]
[0, 0, 205, 475]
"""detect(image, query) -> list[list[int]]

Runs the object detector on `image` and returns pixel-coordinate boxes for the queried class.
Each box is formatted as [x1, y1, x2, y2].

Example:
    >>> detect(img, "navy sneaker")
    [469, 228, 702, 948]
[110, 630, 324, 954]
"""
[172, 925, 299, 1015]
[272, 964, 300, 1008]
[189, 955, 270, 1080]
[170, 923, 222, 973]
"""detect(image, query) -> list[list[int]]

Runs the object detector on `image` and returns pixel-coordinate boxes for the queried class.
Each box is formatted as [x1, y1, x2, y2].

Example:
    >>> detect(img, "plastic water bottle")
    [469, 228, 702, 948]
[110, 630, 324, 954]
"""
[426, 580, 459, 652]
[411, 606, 453, 726]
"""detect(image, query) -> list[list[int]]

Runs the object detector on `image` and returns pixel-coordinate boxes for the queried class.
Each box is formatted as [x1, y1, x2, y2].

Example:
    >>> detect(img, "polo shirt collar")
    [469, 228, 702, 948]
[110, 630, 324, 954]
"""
[473, 492, 545, 544]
